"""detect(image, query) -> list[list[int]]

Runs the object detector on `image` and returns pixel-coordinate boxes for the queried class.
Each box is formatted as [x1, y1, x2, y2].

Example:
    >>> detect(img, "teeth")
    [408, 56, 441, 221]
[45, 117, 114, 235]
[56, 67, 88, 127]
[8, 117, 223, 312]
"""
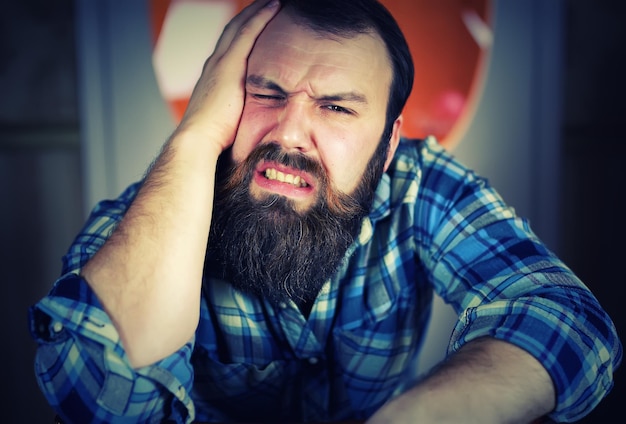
[264, 168, 308, 187]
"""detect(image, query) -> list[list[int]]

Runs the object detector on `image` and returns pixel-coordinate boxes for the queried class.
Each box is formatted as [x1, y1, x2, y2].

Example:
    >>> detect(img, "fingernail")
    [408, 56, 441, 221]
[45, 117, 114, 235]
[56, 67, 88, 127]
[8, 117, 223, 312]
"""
[266, 0, 280, 9]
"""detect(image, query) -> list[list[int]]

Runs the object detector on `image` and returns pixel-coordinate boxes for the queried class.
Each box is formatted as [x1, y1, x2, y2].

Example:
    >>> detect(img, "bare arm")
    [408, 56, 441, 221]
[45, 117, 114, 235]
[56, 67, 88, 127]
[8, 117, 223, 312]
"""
[80, 0, 281, 369]
[368, 337, 555, 424]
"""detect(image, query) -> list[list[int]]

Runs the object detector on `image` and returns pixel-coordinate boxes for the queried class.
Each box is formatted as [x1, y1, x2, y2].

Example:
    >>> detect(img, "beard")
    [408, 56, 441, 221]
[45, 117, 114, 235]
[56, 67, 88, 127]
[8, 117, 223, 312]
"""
[207, 140, 388, 309]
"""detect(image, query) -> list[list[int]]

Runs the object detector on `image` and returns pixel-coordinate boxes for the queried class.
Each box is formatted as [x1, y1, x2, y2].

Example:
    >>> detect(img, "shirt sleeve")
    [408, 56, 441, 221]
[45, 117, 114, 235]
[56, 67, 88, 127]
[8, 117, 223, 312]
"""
[414, 138, 622, 422]
[28, 183, 197, 423]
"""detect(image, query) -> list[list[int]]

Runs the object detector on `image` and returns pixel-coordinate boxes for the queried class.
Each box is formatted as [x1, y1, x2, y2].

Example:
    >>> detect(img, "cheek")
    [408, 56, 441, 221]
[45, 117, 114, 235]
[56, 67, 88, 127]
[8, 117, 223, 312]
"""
[232, 107, 273, 162]
[318, 131, 375, 194]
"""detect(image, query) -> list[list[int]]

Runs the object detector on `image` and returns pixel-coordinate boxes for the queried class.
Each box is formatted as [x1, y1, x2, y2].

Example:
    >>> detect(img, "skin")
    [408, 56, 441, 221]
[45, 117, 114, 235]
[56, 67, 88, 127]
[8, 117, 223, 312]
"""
[232, 11, 401, 212]
[81, 0, 284, 368]
[368, 337, 555, 423]
[81, 0, 555, 421]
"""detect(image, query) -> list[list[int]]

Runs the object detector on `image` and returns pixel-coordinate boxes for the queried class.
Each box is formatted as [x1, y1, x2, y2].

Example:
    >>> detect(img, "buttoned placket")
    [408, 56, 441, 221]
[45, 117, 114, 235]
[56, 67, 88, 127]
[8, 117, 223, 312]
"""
[274, 298, 331, 421]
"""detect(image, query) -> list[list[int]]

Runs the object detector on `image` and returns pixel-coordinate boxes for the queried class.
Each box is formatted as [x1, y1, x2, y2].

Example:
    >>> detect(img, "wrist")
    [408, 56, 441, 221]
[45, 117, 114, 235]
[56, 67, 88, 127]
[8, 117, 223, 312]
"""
[166, 127, 224, 166]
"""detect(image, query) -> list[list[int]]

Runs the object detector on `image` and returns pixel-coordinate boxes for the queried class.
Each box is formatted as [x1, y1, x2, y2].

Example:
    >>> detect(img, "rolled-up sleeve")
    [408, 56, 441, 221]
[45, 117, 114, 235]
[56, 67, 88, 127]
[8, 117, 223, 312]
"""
[29, 273, 196, 423]
[29, 181, 197, 423]
[448, 276, 621, 422]
[415, 138, 622, 422]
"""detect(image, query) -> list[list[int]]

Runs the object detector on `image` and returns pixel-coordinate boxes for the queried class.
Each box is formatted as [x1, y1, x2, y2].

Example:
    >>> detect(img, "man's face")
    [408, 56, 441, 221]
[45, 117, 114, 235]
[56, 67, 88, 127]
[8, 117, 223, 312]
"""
[231, 10, 395, 213]
[209, 11, 400, 308]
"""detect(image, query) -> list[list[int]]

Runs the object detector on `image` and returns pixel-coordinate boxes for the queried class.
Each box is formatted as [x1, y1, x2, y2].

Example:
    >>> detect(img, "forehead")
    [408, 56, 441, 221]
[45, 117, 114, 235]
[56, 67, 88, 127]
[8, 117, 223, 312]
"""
[248, 11, 392, 99]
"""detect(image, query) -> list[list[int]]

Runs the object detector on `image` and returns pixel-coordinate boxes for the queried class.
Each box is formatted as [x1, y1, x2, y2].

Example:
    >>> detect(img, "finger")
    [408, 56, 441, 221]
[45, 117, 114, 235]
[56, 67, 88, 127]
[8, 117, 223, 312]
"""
[213, 0, 265, 53]
[213, 0, 280, 59]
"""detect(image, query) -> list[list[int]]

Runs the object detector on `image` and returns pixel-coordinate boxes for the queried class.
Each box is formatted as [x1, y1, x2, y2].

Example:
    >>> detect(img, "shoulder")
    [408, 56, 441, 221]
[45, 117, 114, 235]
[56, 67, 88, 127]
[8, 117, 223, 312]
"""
[388, 136, 471, 180]
[385, 136, 476, 201]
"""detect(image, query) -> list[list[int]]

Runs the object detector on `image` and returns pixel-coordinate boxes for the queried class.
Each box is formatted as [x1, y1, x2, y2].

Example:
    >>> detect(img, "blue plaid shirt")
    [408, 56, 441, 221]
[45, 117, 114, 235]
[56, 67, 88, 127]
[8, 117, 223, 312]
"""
[30, 137, 621, 423]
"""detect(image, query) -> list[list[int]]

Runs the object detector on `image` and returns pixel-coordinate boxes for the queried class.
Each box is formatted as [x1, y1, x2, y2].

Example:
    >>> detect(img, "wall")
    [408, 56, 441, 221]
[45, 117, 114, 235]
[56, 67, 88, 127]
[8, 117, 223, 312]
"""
[1, 0, 623, 423]
[559, 1, 626, 422]
[0, 1, 82, 421]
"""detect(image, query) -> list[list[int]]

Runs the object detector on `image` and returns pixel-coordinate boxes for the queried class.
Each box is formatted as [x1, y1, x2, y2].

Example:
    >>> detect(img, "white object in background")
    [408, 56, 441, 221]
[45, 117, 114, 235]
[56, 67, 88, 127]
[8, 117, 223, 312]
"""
[153, 0, 235, 102]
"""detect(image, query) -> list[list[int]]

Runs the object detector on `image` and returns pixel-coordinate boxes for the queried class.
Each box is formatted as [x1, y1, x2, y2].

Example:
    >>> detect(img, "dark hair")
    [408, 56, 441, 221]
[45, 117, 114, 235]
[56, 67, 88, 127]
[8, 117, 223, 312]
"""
[281, 0, 414, 143]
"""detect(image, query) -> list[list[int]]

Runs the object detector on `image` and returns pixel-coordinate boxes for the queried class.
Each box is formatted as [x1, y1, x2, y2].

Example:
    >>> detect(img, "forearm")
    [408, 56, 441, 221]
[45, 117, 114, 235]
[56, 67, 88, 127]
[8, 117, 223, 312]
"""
[29, 273, 198, 422]
[368, 337, 555, 424]
[81, 132, 220, 368]
[79, 0, 281, 368]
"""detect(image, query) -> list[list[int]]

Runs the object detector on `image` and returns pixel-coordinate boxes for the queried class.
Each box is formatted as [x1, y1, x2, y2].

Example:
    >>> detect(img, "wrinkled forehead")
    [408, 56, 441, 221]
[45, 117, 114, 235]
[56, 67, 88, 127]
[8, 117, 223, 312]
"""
[248, 10, 392, 94]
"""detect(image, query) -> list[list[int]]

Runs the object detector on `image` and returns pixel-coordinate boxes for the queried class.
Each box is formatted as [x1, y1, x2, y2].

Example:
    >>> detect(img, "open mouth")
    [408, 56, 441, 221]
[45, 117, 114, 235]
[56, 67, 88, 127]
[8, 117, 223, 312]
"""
[252, 161, 316, 200]
[263, 168, 309, 188]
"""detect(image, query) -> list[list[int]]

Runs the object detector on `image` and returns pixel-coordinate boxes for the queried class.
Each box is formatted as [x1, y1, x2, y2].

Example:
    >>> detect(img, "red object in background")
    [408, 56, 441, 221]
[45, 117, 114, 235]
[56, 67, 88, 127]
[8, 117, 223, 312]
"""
[149, 0, 492, 150]
[383, 0, 492, 149]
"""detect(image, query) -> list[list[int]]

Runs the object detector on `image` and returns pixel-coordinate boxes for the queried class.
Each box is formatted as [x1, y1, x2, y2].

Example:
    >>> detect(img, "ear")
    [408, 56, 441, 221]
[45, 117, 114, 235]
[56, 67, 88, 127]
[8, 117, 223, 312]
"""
[383, 115, 403, 172]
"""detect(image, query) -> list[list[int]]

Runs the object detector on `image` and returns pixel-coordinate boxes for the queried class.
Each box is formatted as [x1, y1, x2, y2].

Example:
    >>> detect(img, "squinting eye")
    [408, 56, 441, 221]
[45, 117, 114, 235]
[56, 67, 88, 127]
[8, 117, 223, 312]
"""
[325, 105, 351, 114]
[253, 94, 283, 101]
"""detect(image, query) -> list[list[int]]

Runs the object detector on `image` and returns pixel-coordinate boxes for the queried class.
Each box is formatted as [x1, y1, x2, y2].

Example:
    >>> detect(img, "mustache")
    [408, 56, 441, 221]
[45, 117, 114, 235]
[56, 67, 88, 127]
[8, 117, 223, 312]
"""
[220, 143, 365, 217]
[222, 143, 325, 189]
[258, 143, 325, 176]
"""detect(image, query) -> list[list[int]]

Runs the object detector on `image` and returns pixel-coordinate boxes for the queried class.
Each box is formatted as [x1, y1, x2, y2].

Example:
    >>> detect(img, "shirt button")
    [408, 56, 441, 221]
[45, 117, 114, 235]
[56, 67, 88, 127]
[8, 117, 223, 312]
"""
[308, 357, 319, 365]
[52, 322, 63, 333]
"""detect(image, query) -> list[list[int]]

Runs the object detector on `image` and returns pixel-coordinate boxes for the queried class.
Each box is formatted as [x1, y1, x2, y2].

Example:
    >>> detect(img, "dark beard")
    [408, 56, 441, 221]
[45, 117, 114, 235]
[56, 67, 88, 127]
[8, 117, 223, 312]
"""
[208, 142, 387, 309]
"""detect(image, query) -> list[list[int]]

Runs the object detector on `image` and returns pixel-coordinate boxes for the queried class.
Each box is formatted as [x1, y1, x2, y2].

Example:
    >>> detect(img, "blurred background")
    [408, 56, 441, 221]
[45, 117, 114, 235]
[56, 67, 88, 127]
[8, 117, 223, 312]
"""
[1, 0, 624, 422]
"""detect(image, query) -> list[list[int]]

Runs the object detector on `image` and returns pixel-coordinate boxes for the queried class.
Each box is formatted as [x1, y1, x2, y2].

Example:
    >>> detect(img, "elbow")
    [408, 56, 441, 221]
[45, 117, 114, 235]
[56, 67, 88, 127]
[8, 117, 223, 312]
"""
[123, 306, 199, 369]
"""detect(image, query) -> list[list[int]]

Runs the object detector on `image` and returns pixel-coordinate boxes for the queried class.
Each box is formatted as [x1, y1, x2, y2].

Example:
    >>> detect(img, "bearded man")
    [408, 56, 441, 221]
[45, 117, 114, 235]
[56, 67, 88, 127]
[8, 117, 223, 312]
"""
[30, 0, 621, 423]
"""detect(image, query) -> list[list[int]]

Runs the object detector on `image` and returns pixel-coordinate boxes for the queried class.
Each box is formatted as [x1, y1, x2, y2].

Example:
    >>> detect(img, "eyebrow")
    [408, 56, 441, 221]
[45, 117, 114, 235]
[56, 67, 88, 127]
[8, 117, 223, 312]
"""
[247, 75, 285, 94]
[246, 75, 369, 105]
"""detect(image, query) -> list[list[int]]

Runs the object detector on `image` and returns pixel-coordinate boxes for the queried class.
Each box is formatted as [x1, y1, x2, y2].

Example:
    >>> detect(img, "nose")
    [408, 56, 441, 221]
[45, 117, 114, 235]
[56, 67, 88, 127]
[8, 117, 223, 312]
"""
[270, 100, 314, 153]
